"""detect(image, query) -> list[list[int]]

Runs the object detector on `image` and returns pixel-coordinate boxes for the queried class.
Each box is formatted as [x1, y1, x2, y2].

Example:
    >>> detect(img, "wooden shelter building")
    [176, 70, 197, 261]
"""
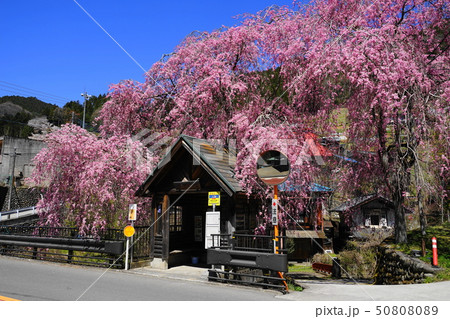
[136, 135, 333, 268]
[135, 135, 259, 269]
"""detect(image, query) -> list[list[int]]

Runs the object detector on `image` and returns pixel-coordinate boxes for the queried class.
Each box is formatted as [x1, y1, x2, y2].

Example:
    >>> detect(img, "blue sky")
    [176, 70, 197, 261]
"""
[0, 0, 297, 107]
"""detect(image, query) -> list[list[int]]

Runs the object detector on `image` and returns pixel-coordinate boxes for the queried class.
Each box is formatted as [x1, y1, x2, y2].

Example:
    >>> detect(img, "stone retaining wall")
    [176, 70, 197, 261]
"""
[374, 246, 440, 284]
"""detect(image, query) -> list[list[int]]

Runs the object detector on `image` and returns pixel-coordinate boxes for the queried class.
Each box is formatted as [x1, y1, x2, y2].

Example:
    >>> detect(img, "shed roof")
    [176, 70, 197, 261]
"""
[330, 194, 397, 212]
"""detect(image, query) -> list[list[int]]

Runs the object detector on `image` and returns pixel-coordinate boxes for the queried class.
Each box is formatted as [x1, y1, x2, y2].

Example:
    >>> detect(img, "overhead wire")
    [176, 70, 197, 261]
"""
[0, 81, 70, 105]
[75, 178, 200, 301]
[0, 87, 67, 105]
[70, 0, 381, 302]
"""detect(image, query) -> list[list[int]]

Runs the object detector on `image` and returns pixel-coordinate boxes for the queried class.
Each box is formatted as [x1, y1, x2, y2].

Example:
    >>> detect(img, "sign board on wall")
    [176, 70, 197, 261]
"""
[271, 199, 278, 225]
[205, 211, 220, 249]
[208, 192, 220, 206]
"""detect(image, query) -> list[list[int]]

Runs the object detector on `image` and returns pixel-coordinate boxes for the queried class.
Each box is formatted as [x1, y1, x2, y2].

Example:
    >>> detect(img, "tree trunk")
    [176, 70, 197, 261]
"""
[162, 194, 170, 263]
[413, 161, 427, 255]
[393, 190, 408, 244]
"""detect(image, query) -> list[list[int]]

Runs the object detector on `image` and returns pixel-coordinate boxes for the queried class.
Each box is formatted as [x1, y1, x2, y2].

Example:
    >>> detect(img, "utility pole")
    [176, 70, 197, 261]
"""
[4, 148, 21, 212]
[81, 92, 92, 129]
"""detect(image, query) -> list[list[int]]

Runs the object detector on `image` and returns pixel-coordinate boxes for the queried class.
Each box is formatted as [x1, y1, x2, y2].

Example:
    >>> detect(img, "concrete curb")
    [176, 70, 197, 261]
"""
[126, 266, 210, 283]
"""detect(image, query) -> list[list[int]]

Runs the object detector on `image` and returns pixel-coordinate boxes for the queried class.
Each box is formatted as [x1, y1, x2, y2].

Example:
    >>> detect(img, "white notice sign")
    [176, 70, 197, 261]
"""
[205, 211, 220, 249]
[128, 204, 137, 221]
[271, 199, 278, 226]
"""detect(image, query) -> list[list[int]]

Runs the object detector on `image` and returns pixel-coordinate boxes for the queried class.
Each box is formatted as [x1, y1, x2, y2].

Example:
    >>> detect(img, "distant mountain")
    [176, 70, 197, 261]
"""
[0, 95, 58, 117]
[0, 94, 107, 135]
[0, 95, 60, 138]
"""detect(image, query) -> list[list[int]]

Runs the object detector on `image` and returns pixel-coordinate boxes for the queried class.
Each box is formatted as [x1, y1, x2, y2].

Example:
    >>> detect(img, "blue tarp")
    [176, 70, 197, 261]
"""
[278, 182, 332, 193]
[333, 154, 358, 163]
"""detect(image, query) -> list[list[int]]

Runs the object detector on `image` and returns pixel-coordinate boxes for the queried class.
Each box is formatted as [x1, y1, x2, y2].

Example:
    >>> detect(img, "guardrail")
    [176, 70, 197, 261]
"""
[0, 233, 125, 268]
[0, 234, 124, 254]
[0, 225, 151, 268]
[0, 206, 38, 221]
[207, 233, 289, 292]
[207, 248, 288, 272]
[210, 233, 288, 254]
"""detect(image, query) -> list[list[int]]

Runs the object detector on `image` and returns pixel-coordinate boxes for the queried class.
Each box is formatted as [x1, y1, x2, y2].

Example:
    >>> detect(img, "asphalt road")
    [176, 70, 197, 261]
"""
[2, 255, 450, 303]
[289, 279, 450, 301]
[2, 255, 450, 319]
[0, 256, 284, 301]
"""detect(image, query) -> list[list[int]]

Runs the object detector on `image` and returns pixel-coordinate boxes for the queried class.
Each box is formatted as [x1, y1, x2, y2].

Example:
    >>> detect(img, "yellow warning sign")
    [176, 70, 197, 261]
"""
[123, 225, 135, 237]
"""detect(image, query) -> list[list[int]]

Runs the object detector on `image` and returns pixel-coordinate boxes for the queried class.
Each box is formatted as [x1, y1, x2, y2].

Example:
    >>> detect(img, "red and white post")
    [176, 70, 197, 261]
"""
[432, 237, 438, 267]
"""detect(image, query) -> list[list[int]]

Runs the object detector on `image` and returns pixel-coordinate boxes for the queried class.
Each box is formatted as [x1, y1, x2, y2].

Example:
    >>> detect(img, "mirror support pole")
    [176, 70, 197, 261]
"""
[274, 185, 279, 254]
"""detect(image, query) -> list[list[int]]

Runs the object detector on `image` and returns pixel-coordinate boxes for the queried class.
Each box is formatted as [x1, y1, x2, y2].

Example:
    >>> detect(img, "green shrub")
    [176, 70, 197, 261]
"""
[338, 247, 378, 279]
[311, 252, 334, 265]
[332, 238, 380, 280]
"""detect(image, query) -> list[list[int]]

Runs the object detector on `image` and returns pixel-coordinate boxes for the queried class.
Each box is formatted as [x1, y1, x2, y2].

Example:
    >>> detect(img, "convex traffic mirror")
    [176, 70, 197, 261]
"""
[256, 150, 290, 186]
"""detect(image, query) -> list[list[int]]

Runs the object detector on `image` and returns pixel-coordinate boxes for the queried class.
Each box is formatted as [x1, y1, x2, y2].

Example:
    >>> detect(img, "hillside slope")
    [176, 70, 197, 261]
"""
[0, 95, 58, 117]
[0, 101, 32, 117]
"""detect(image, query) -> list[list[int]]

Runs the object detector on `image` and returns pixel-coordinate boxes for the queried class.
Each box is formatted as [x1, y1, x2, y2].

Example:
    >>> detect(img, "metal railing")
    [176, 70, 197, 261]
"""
[0, 225, 152, 268]
[210, 233, 287, 253]
[0, 226, 78, 238]
[0, 206, 38, 221]
[207, 233, 289, 292]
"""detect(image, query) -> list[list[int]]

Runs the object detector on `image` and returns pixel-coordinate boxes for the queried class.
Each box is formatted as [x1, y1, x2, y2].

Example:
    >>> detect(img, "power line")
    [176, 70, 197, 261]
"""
[72, 0, 147, 74]
[0, 87, 67, 105]
[0, 80, 70, 101]
[3, 148, 21, 210]
[0, 81, 70, 104]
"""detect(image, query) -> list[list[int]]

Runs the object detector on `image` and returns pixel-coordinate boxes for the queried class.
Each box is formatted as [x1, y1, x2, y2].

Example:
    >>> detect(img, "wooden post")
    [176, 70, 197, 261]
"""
[150, 207, 156, 259]
[162, 195, 170, 263]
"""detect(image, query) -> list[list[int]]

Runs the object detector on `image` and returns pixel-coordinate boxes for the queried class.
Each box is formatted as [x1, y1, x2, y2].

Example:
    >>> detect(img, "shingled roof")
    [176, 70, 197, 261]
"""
[330, 194, 394, 212]
[135, 135, 242, 197]
[181, 135, 242, 195]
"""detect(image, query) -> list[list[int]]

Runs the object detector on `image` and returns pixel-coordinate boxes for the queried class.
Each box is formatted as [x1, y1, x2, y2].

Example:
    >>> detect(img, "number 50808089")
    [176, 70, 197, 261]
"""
[375, 305, 438, 316]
